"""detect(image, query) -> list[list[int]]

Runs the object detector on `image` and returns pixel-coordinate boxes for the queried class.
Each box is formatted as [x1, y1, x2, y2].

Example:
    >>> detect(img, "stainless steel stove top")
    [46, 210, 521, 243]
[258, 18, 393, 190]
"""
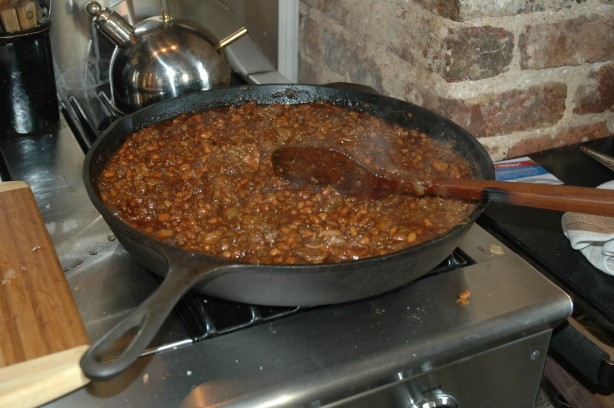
[0, 113, 572, 407]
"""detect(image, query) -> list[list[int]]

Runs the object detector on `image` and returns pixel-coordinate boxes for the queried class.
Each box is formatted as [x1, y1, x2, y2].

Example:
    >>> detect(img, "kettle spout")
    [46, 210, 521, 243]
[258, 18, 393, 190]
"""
[86, 1, 136, 47]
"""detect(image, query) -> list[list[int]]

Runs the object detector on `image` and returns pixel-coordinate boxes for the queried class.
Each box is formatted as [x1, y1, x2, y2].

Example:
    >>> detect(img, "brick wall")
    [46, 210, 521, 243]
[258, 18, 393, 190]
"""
[298, 0, 614, 160]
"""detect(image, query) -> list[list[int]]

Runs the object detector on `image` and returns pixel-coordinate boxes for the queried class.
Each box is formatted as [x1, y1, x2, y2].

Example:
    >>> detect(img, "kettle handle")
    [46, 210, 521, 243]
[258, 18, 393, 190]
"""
[216, 26, 248, 50]
[86, 1, 136, 47]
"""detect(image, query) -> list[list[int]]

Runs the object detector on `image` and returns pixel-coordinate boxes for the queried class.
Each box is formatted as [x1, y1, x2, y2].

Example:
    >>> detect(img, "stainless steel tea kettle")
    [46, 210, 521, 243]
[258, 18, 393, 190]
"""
[86, 1, 247, 113]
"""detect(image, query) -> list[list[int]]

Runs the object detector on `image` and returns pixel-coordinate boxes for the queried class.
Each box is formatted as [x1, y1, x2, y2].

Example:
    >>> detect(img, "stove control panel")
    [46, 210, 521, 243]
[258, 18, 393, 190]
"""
[409, 393, 458, 408]
[328, 330, 552, 407]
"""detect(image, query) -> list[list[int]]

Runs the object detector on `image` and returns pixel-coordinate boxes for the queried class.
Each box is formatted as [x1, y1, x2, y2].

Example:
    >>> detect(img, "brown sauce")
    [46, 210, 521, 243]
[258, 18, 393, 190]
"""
[97, 101, 477, 264]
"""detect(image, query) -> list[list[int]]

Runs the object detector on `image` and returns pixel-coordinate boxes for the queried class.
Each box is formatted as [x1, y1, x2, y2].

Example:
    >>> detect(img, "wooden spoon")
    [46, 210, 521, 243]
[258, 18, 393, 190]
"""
[271, 146, 614, 217]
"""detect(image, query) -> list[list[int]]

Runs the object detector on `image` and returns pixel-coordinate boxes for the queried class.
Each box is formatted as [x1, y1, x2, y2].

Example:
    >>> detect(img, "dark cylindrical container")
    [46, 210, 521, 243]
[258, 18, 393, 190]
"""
[0, 22, 59, 137]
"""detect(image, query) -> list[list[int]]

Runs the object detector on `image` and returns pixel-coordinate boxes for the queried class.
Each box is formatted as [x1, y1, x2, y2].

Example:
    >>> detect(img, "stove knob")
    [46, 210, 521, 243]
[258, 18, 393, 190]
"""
[409, 394, 459, 408]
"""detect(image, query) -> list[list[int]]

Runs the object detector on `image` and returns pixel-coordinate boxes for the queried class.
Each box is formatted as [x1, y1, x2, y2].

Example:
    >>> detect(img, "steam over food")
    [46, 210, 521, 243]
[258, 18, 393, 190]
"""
[97, 101, 477, 264]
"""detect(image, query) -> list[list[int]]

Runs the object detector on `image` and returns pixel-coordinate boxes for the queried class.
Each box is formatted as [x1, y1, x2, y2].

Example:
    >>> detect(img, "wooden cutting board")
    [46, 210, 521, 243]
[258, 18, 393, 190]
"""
[0, 181, 90, 407]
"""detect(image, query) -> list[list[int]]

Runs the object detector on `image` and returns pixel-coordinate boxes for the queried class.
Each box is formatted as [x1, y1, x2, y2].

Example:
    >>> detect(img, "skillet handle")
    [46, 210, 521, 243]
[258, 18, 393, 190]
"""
[80, 263, 228, 381]
[429, 178, 614, 217]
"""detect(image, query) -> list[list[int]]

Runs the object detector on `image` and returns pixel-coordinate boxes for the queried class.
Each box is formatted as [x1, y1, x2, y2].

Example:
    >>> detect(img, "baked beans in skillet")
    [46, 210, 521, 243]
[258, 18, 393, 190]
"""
[97, 102, 477, 264]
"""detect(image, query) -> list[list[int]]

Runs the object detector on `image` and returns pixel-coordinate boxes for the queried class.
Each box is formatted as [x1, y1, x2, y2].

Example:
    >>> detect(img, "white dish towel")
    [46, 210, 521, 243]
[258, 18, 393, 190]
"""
[561, 180, 614, 276]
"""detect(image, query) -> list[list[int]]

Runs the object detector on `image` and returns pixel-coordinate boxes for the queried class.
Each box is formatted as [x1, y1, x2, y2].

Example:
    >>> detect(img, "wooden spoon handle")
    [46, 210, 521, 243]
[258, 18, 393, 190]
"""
[428, 178, 614, 217]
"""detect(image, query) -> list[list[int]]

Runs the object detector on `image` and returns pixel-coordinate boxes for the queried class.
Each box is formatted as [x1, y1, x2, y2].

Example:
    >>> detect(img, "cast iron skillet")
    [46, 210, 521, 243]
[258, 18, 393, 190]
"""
[80, 84, 494, 380]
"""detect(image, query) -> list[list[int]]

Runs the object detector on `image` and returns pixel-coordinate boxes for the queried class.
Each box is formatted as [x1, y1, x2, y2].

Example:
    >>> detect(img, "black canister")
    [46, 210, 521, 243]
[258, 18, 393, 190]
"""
[0, 21, 59, 137]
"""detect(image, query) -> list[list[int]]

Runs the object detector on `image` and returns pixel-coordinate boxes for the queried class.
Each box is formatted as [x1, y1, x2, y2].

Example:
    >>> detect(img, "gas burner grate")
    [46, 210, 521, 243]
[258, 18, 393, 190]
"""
[173, 249, 473, 342]
[61, 89, 119, 151]
[176, 295, 302, 342]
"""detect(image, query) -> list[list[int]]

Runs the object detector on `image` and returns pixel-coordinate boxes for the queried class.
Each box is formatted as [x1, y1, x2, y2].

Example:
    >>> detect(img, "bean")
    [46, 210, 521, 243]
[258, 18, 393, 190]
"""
[157, 213, 171, 222]
[156, 229, 174, 239]
[269, 247, 281, 257]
